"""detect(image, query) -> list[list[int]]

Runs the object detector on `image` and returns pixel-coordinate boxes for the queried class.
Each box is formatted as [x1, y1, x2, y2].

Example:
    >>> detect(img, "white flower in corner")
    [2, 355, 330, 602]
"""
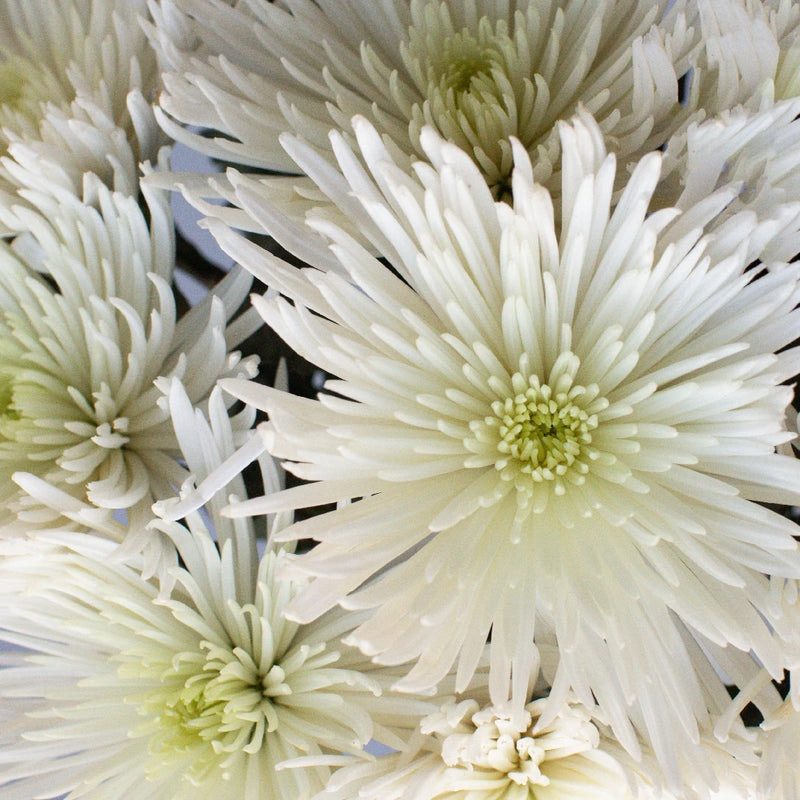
[0, 530, 431, 800]
[0, 383, 443, 800]
[686, 0, 800, 112]
[0, 0, 165, 203]
[757, 694, 800, 800]
[209, 114, 800, 789]
[0, 177, 257, 531]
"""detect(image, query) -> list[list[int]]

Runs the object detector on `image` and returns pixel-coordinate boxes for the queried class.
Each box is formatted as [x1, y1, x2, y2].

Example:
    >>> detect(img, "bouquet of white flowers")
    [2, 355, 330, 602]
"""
[1, 2, 799, 798]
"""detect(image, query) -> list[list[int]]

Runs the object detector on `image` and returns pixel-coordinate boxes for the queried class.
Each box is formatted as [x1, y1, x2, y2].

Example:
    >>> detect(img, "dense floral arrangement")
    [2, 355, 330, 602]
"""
[0, 1, 799, 798]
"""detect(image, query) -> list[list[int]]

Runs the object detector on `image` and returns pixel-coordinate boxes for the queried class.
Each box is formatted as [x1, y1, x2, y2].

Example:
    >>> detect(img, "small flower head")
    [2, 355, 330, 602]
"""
[319, 689, 762, 800]
[427, 698, 617, 796]
[0, 0, 165, 202]
[0, 177, 256, 531]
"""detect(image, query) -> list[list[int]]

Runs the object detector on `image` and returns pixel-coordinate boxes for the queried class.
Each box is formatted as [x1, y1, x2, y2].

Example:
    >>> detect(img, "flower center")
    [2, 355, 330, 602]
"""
[144, 637, 296, 782]
[0, 60, 25, 108]
[0, 375, 19, 420]
[468, 359, 606, 502]
[91, 419, 131, 450]
[400, 2, 541, 192]
[424, 27, 503, 102]
[489, 373, 597, 478]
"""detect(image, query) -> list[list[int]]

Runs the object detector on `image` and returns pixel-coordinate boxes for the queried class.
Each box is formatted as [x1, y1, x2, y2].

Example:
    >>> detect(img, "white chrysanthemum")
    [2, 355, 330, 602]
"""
[650, 2, 800, 221]
[0, 0, 164, 204]
[317, 690, 762, 800]
[0, 532, 430, 800]
[0, 174, 257, 531]
[201, 114, 800, 786]
[655, 95, 800, 259]
[151, 0, 695, 206]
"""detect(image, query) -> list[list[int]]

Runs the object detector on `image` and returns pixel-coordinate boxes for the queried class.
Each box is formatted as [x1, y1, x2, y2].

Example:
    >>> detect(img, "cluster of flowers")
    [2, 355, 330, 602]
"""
[1, 0, 800, 798]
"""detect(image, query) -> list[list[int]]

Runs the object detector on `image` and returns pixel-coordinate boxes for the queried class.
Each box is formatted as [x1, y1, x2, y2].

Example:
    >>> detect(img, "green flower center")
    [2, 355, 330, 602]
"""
[400, 2, 537, 194]
[488, 374, 598, 480]
[0, 375, 20, 421]
[0, 60, 26, 108]
[431, 29, 502, 100]
[145, 638, 293, 782]
[466, 356, 609, 509]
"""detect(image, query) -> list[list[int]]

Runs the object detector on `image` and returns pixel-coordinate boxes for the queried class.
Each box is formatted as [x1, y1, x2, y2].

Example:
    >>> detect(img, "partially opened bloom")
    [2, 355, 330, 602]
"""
[0, 0, 164, 205]
[0, 176, 257, 532]
[206, 114, 800, 786]
[316, 690, 761, 800]
[320, 695, 635, 800]
[151, 0, 694, 213]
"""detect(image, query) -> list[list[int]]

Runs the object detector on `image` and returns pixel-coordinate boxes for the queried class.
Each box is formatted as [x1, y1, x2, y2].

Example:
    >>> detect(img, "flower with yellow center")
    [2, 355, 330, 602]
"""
[0, 529, 426, 800]
[0, 175, 257, 534]
[0, 385, 433, 799]
[200, 114, 800, 790]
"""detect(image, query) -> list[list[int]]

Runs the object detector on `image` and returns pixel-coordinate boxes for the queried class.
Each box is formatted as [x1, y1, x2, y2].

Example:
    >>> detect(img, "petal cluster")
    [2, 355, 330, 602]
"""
[320, 695, 632, 800]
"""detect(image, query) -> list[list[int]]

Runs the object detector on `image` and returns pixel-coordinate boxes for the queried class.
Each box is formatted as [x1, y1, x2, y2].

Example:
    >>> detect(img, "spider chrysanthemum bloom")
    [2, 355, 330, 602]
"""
[151, 0, 694, 208]
[0, 531, 428, 799]
[0, 175, 257, 532]
[0, 0, 164, 204]
[205, 114, 800, 784]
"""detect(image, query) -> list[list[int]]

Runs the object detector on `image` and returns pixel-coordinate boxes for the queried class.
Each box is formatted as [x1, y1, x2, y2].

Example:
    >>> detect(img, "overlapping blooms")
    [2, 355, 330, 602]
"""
[197, 113, 800, 788]
[0, 381, 444, 800]
[0, 2, 799, 798]
[151, 0, 695, 231]
[0, 0, 164, 206]
[0, 174, 257, 535]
